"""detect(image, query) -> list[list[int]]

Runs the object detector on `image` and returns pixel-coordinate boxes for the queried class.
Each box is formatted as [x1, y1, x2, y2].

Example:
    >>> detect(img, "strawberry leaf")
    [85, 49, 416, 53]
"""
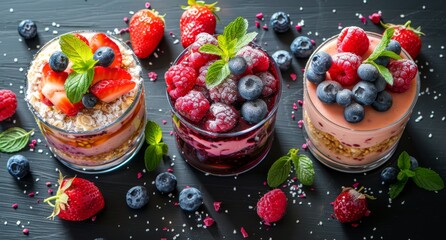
[267, 156, 292, 188]
[0, 127, 34, 153]
[199, 44, 224, 57]
[205, 60, 230, 89]
[413, 167, 445, 191]
[145, 120, 162, 145]
[64, 68, 94, 103]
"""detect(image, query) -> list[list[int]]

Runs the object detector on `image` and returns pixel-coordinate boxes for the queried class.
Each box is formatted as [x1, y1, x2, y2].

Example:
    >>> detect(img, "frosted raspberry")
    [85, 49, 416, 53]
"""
[256, 189, 287, 223]
[190, 32, 218, 52]
[183, 33, 219, 70]
[236, 46, 270, 73]
[196, 60, 216, 86]
[193, 85, 211, 101]
[337, 26, 370, 56]
[165, 64, 197, 99]
[328, 52, 362, 86]
[175, 90, 210, 123]
[256, 71, 278, 97]
[387, 59, 418, 93]
[0, 89, 18, 121]
[209, 76, 238, 105]
[204, 103, 239, 133]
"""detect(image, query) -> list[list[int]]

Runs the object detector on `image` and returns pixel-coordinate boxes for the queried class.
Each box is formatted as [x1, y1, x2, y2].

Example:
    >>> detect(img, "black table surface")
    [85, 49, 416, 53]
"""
[1, 0, 445, 239]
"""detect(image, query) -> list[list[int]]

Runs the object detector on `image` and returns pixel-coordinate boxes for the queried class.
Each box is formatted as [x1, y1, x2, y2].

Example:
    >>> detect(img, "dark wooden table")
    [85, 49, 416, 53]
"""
[1, 0, 445, 239]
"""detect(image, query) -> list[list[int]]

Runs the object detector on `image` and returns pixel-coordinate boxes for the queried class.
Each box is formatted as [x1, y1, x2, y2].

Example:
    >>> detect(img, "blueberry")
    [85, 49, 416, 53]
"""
[82, 93, 98, 108]
[270, 12, 291, 33]
[374, 75, 387, 92]
[238, 75, 264, 100]
[344, 103, 365, 123]
[357, 63, 379, 82]
[305, 67, 326, 85]
[272, 50, 292, 71]
[126, 186, 149, 209]
[18, 19, 37, 40]
[241, 99, 268, 124]
[228, 56, 247, 75]
[374, 56, 390, 67]
[372, 91, 393, 112]
[179, 187, 203, 212]
[374, 40, 402, 67]
[94, 47, 115, 67]
[316, 80, 342, 104]
[409, 156, 419, 170]
[380, 166, 398, 184]
[49, 51, 69, 72]
[7, 155, 30, 179]
[310, 51, 332, 74]
[336, 89, 353, 107]
[352, 81, 378, 106]
[290, 36, 314, 58]
[155, 172, 177, 193]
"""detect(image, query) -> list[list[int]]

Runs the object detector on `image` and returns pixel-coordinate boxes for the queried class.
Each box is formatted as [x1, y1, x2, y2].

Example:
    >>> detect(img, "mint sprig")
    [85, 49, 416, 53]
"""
[0, 127, 34, 153]
[59, 34, 98, 103]
[389, 151, 444, 199]
[199, 17, 257, 88]
[144, 120, 169, 171]
[267, 148, 315, 188]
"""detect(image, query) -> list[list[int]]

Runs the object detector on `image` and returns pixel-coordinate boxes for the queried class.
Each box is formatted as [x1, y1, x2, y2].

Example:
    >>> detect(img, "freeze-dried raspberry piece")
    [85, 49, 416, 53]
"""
[387, 59, 418, 93]
[204, 103, 239, 133]
[337, 26, 370, 56]
[196, 60, 216, 86]
[209, 76, 238, 105]
[256, 71, 278, 97]
[328, 52, 362, 86]
[236, 45, 270, 73]
[165, 64, 197, 99]
[175, 90, 210, 123]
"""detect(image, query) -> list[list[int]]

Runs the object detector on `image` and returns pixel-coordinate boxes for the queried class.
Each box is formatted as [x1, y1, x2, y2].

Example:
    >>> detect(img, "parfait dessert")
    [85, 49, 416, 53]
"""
[303, 26, 419, 172]
[165, 17, 282, 176]
[26, 31, 146, 173]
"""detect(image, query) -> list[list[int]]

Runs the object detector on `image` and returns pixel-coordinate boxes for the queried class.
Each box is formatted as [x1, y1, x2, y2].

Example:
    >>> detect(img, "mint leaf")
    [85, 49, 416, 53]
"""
[59, 34, 94, 66]
[0, 127, 34, 153]
[389, 176, 408, 199]
[374, 63, 393, 85]
[293, 154, 315, 186]
[199, 44, 224, 57]
[234, 32, 258, 53]
[267, 156, 292, 188]
[64, 69, 94, 103]
[145, 120, 163, 145]
[413, 167, 445, 191]
[71, 58, 97, 73]
[206, 60, 230, 89]
[365, 28, 394, 62]
[159, 142, 169, 155]
[223, 16, 247, 42]
[380, 50, 402, 60]
[144, 144, 164, 171]
[397, 151, 411, 170]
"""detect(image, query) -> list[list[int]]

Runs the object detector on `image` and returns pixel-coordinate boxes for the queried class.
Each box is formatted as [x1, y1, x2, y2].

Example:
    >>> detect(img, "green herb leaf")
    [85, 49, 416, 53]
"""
[205, 60, 230, 89]
[0, 127, 34, 153]
[365, 28, 394, 62]
[293, 154, 315, 186]
[389, 176, 408, 199]
[144, 144, 164, 171]
[374, 63, 393, 85]
[223, 16, 247, 42]
[199, 44, 224, 57]
[234, 32, 258, 53]
[159, 142, 169, 155]
[59, 34, 94, 66]
[145, 120, 163, 145]
[380, 50, 402, 60]
[267, 156, 292, 188]
[401, 169, 416, 178]
[397, 151, 411, 170]
[413, 167, 445, 191]
[71, 58, 97, 73]
[64, 68, 94, 103]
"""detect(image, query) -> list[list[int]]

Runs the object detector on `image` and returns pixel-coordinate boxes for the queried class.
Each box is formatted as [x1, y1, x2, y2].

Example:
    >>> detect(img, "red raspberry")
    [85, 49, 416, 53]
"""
[196, 60, 216, 86]
[387, 59, 418, 93]
[333, 187, 370, 223]
[337, 26, 370, 56]
[193, 85, 211, 101]
[175, 90, 210, 123]
[0, 89, 18, 121]
[328, 52, 362, 86]
[204, 103, 239, 133]
[236, 46, 270, 73]
[209, 76, 238, 105]
[256, 189, 287, 223]
[190, 32, 218, 52]
[165, 64, 197, 99]
[256, 71, 278, 97]
[182, 33, 219, 70]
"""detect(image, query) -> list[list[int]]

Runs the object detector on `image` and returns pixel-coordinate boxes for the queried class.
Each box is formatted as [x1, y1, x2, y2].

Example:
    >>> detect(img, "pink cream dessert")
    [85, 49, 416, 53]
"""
[303, 30, 419, 172]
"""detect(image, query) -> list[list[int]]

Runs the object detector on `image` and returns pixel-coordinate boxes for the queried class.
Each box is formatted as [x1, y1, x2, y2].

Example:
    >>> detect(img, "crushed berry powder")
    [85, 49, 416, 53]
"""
[28, 192, 35, 197]
[167, 168, 174, 173]
[12, 203, 18, 209]
[137, 172, 143, 179]
[45, 181, 52, 187]
[256, 12, 263, 20]
[162, 119, 167, 125]
[148, 71, 158, 81]
[352, 182, 360, 189]
[203, 216, 215, 227]
[369, 12, 381, 24]
[213, 202, 222, 212]
[293, 102, 298, 110]
[255, 20, 260, 28]
[241, 227, 249, 238]
[48, 189, 53, 195]
[359, 15, 367, 24]
[145, 2, 151, 9]
[23, 228, 29, 235]
[123, 17, 129, 23]
[290, 73, 297, 81]
[262, 24, 268, 30]
[298, 100, 303, 105]
[302, 143, 308, 150]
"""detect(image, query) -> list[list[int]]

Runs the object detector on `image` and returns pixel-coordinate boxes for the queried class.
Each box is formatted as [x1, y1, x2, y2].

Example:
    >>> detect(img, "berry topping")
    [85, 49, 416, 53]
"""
[357, 63, 379, 82]
[18, 19, 37, 40]
[179, 187, 203, 212]
[126, 186, 149, 209]
[374, 40, 402, 67]
[316, 80, 342, 104]
[82, 93, 98, 108]
[256, 189, 287, 223]
[183, 51, 214, 70]
[380, 166, 398, 184]
[129, 9, 165, 59]
[204, 102, 239, 133]
[343, 103, 365, 123]
[89, 32, 122, 68]
[175, 90, 210, 123]
[236, 45, 270, 73]
[333, 187, 370, 223]
[89, 79, 136, 103]
[386, 59, 418, 93]
[310, 51, 332, 75]
[155, 172, 177, 194]
[328, 52, 362, 86]
[196, 60, 216, 86]
[93, 46, 115, 67]
[383, 20, 423, 59]
[305, 67, 326, 85]
[74, 33, 89, 45]
[238, 75, 264, 100]
[92, 66, 132, 85]
[241, 99, 268, 124]
[6, 155, 30, 179]
[0, 89, 18, 121]
[271, 50, 292, 71]
[165, 64, 197, 99]
[49, 51, 69, 72]
[335, 89, 353, 107]
[352, 81, 378, 106]
[409, 156, 419, 170]
[372, 90, 393, 112]
[269, 12, 291, 33]
[337, 26, 369, 56]
[190, 32, 218, 53]
[228, 56, 248, 75]
[209, 76, 238, 105]
[256, 71, 278, 97]
[290, 36, 314, 58]
[374, 75, 387, 92]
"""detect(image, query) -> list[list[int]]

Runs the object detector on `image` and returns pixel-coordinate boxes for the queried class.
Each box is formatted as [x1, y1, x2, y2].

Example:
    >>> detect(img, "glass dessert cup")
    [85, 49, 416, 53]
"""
[168, 45, 282, 176]
[25, 31, 147, 174]
[303, 32, 420, 173]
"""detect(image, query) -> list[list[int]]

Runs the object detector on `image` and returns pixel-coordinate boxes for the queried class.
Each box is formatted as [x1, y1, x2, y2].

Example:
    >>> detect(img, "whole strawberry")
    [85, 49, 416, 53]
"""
[332, 187, 373, 223]
[256, 189, 287, 223]
[44, 172, 105, 221]
[383, 20, 423, 59]
[0, 89, 17, 121]
[180, 0, 220, 48]
[129, 9, 165, 59]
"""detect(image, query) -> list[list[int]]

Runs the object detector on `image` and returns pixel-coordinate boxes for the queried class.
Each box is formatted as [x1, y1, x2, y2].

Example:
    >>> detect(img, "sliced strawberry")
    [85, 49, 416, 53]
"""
[41, 63, 68, 99]
[89, 33, 122, 68]
[39, 92, 54, 106]
[51, 91, 84, 116]
[74, 33, 89, 46]
[89, 79, 136, 103]
[92, 66, 131, 85]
